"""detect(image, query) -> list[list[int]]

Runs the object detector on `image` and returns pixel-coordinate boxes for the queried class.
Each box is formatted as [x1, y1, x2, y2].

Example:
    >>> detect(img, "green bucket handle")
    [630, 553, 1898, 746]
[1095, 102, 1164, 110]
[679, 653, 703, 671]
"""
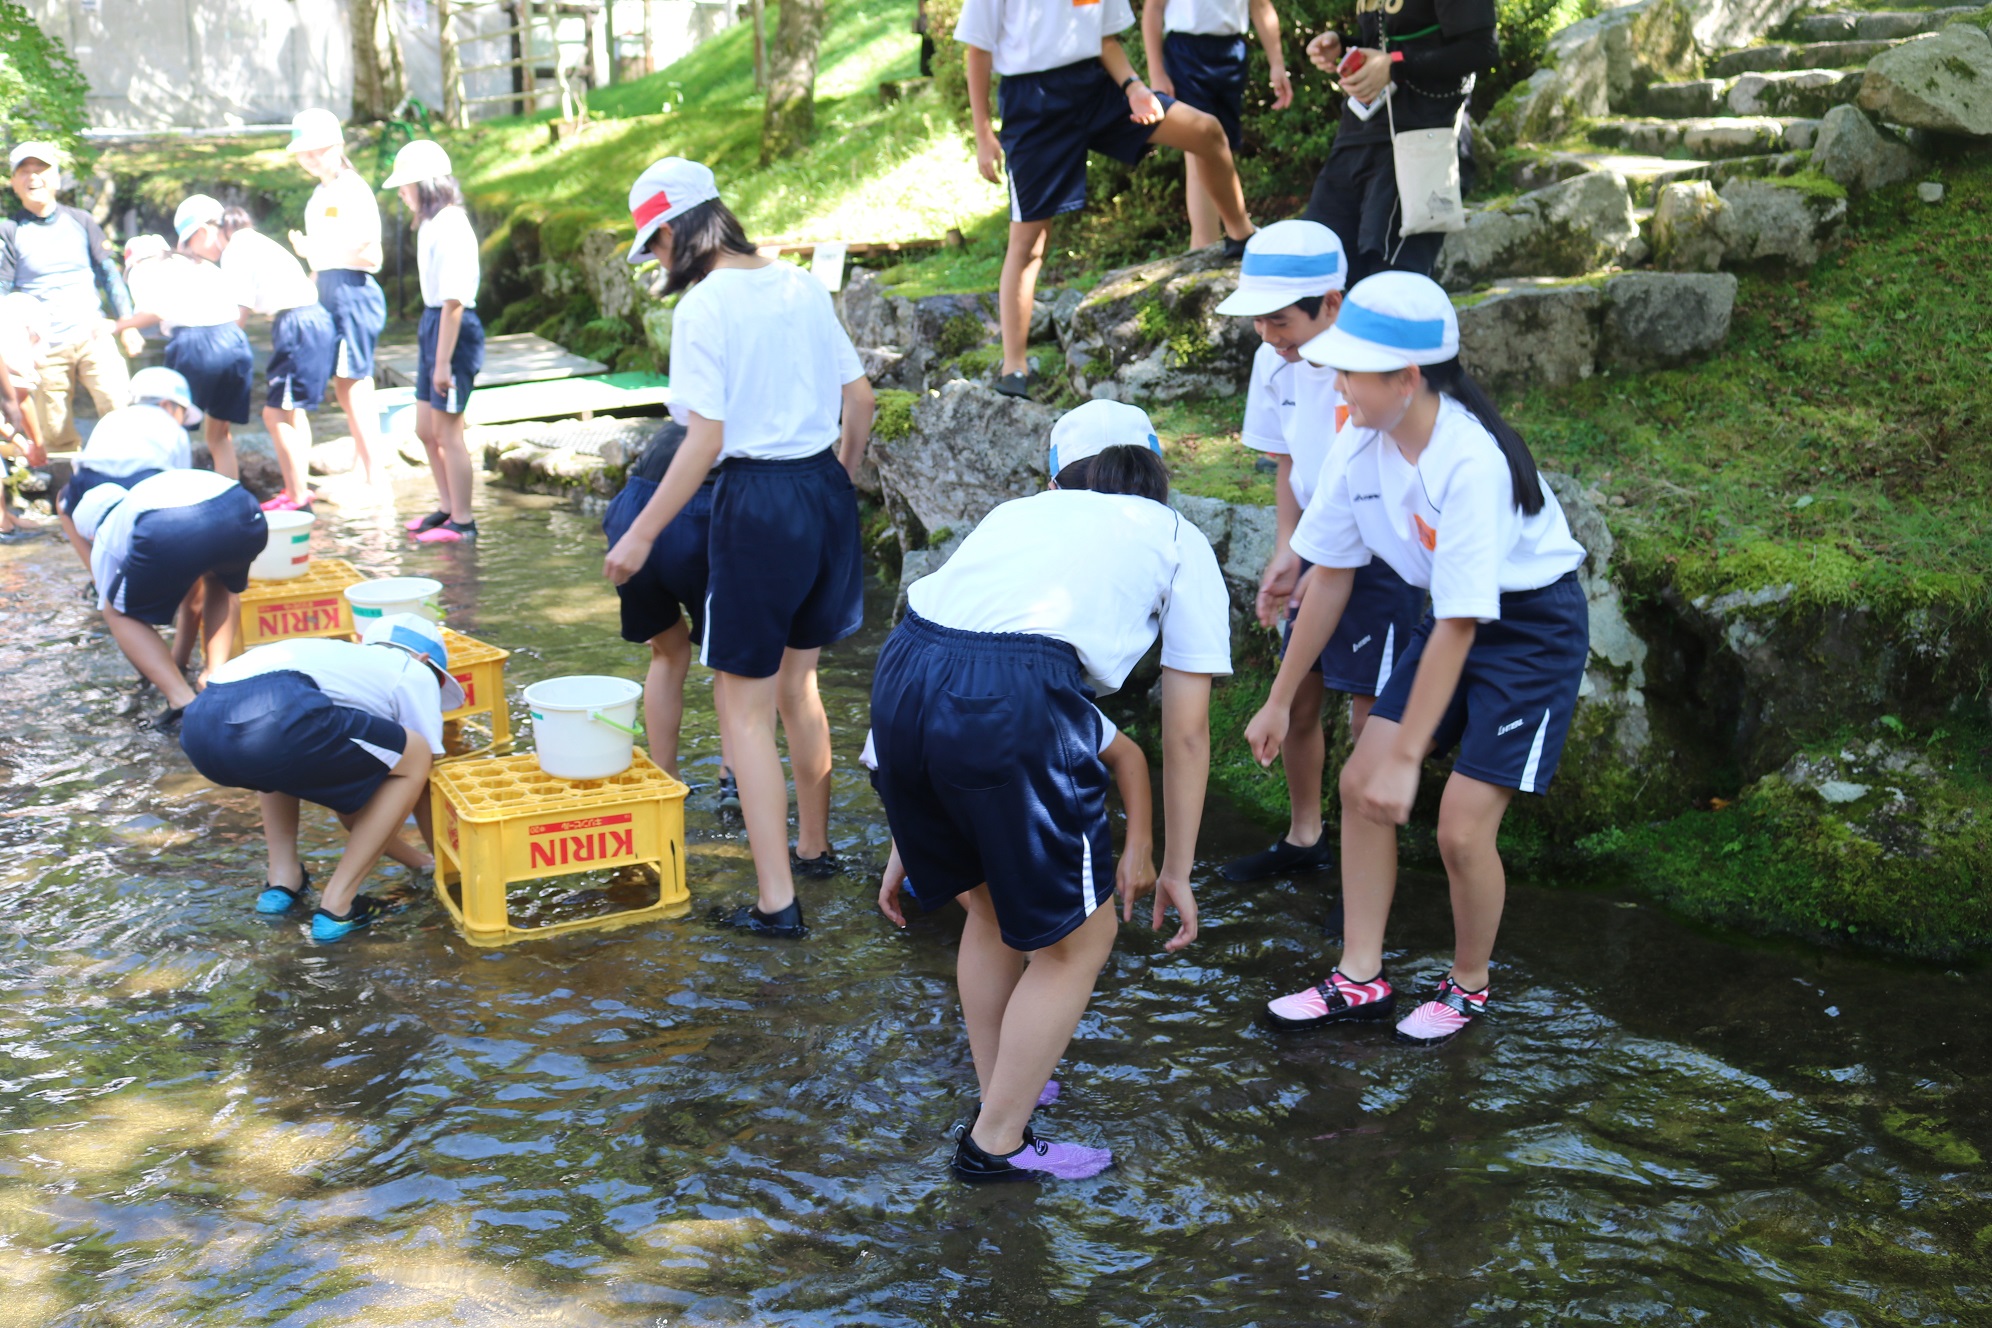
[589, 709, 642, 737]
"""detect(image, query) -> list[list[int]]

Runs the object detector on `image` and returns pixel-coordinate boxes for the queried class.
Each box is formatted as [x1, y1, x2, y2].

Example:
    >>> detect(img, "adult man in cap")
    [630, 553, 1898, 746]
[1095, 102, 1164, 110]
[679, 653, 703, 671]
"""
[0, 142, 143, 448]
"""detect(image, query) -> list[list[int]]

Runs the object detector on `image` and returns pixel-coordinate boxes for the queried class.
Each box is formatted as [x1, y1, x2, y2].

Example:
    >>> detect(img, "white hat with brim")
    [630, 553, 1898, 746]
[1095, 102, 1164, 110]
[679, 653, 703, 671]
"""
[361, 612, 466, 711]
[129, 366, 196, 413]
[381, 139, 453, 190]
[173, 194, 224, 242]
[1215, 220, 1348, 318]
[1297, 271, 1460, 372]
[1047, 399, 1163, 476]
[287, 108, 345, 155]
[8, 140, 62, 174]
[70, 481, 129, 540]
[626, 157, 723, 265]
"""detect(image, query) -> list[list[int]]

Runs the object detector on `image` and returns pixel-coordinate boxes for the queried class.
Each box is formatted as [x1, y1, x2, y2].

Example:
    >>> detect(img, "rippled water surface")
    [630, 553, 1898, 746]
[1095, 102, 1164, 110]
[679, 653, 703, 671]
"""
[1, 479, 1987, 1326]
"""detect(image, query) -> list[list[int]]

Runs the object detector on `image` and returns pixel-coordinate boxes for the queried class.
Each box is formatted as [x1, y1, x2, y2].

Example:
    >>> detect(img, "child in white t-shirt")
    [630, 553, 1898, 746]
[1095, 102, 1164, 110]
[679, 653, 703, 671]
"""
[606, 158, 876, 943]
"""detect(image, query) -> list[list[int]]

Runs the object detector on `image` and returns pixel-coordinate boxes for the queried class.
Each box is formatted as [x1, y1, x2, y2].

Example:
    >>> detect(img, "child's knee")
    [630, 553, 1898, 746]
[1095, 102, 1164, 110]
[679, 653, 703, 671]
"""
[1435, 810, 1488, 869]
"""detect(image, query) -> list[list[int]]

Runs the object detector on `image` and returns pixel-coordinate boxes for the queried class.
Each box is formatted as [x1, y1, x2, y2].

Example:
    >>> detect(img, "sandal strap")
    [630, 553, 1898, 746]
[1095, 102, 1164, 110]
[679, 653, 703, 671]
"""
[1433, 978, 1483, 1020]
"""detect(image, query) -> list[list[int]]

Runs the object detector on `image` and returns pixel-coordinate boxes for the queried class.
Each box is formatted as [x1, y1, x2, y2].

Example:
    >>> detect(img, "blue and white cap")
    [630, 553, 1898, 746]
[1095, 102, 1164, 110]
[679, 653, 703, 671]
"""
[1047, 399, 1162, 476]
[361, 612, 466, 710]
[1298, 271, 1459, 372]
[173, 194, 224, 242]
[1215, 220, 1347, 318]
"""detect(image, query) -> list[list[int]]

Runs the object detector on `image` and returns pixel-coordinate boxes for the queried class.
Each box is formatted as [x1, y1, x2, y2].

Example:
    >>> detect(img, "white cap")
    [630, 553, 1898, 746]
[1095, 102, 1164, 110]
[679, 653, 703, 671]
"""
[1047, 399, 1163, 476]
[361, 612, 467, 711]
[71, 481, 129, 540]
[129, 366, 195, 413]
[1298, 271, 1460, 372]
[1215, 220, 1348, 317]
[8, 140, 62, 174]
[626, 157, 722, 265]
[123, 233, 171, 267]
[381, 138, 453, 190]
[173, 193, 224, 242]
[286, 108, 344, 155]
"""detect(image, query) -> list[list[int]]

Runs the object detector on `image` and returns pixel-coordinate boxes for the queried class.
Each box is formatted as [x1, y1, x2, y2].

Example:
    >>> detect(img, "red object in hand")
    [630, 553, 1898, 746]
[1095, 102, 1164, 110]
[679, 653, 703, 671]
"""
[1337, 49, 1364, 77]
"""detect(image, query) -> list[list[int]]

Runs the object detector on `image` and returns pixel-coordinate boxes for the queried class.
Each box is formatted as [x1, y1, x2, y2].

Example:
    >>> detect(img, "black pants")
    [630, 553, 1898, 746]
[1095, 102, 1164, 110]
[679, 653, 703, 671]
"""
[1302, 134, 1477, 286]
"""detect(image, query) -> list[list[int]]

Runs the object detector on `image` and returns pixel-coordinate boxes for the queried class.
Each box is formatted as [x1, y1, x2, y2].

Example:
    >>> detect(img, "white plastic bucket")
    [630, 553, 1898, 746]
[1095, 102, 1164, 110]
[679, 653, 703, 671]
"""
[249, 509, 316, 581]
[344, 576, 444, 625]
[524, 675, 644, 780]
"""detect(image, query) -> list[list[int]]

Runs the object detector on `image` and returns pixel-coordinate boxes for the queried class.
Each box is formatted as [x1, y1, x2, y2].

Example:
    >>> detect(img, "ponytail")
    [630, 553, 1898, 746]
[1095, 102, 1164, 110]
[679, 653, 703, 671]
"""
[1420, 358, 1545, 516]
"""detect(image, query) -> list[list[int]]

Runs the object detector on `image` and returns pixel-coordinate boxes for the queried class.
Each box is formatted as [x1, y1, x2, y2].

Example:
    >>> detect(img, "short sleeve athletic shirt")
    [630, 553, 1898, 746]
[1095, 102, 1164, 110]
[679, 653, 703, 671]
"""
[1164, 0, 1249, 35]
[209, 638, 449, 755]
[1335, 0, 1498, 147]
[417, 205, 479, 309]
[1240, 342, 1350, 512]
[954, 0, 1137, 76]
[220, 228, 319, 316]
[304, 170, 383, 274]
[76, 403, 192, 478]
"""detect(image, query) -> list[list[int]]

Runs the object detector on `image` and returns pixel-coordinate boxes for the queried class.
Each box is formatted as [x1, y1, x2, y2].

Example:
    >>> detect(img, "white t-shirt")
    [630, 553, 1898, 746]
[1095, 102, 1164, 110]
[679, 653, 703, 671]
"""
[1165, 0, 1250, 35]
[85, 468, 243, 606]
[1293, 395, 1586, 621]
[220, 227, 320, 315]
[861, 703, 1117, 770]
[128, 254, 243, 332]
[668, 262, 865, 461]
[75, 403, 192, 479]
[417, 205, 479, 309]
[304, 169, 383, 273]
[954, 0, 1136, 76]
[209, 637, 449, 756]
[907, 488, 1233, 694]
[1240, 342, 1349, 513]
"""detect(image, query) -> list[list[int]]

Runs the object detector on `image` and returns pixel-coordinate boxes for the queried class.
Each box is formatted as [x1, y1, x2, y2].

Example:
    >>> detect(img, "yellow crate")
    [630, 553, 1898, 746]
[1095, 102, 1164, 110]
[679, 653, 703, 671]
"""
[231, 557, 365, 658]
[439, 628, 512, 747]
[430, 750, 691, 946]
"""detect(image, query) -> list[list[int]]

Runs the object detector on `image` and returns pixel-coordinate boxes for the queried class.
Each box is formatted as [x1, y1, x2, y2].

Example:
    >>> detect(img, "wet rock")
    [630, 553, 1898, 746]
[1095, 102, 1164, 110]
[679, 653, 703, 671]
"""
[1548, 473, 1651, 760]
[1435, 171, 1641, 290]
[1712, 176, 1848, 265]
[1653, 180, 1731, 271]
[1456, 280, 1602, 391]
[308, 435, 356, 476]
[870, 380, 1057, 546]
[1727, 68, 1865, 117]
[1063, 247, 1254, 402]
[1812, 104, 1925, 193]
[1600, 271, 1738, 371]
[194, 440, 282, 499]
[1858, 25, 1992, 136]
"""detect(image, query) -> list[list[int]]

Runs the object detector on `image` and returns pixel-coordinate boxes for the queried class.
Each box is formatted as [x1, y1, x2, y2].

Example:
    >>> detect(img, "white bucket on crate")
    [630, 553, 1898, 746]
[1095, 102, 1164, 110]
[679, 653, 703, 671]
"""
[523, 675, 644, 780]
[344, 576, 444, 625]
[249, 509, 316, 581]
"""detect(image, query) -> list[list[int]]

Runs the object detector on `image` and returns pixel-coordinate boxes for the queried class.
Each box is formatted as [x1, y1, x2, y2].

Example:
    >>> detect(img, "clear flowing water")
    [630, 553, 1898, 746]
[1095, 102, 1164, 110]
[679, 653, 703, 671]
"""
[1, 480, 1987, 1327]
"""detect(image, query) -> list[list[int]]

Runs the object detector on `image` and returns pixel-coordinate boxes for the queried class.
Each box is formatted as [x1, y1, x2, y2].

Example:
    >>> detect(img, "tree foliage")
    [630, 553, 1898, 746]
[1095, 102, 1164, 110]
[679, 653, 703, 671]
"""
[0, 0, 89, 165]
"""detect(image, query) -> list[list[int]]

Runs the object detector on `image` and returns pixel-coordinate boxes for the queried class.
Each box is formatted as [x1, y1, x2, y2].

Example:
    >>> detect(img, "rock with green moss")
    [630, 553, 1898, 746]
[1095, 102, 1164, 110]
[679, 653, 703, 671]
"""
[1456, 279, 1602, 391]
[1435, 171, 1642, 291]
[1712, 174, 1848, 265]
[1857, 22, 1992, 136]
[1812, 105, 1925, 194]
[1652, 179, 1729, 271]
[1063, 247, 1255, 403]
[870, 380, 1057, 550]
[1600, 271, 1737, 371]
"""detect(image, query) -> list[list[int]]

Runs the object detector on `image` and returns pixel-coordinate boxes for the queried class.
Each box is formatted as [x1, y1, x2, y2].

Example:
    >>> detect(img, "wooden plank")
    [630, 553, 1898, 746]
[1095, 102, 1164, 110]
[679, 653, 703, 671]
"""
[374, 333, 607, 388]
[761, 237, 944, 259]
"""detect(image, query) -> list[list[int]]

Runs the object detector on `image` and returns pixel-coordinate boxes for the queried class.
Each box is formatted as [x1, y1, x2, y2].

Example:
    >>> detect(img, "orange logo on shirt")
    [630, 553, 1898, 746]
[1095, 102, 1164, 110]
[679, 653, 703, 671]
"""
[1073, 0, 1101, 6]
[1413, 514, 1438, 550]
[324, 207, 338, 217]
[1335, 403, 1350, 432]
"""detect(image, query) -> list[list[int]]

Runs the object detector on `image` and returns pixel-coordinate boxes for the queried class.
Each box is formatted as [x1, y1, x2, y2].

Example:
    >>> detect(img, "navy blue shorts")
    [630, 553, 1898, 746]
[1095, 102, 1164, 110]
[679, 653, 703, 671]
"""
[317, 269, 387, 380]
[1163, 31, 1248, 149]
[107, 485, 268, 625]
[604, 473, 715, 645]
[164, 323, 255, 426]
[414, 306, 485, 412]
[1284, 558, 1428, 697]
[180, 670, 409, 815]
[59, 464, 161, 516]
[870, 613, 1114, 950]
[702, 449, 863, 678]
[267, 303, 337, 411]
[999, 58, 1174, 223]
[1369, 572, 1590, 794]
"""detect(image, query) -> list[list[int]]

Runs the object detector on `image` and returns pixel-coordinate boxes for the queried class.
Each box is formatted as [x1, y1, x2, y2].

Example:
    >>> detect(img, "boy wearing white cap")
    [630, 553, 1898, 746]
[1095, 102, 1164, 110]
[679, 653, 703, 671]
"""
[55, 365, 196, 569]
[180, 613, 460, 942]
[609, 157, 874, 938]
[1246, 271, 1588, 1047]
[953, 0, 1256, 400]
[384, 140, 486, 544]
[870, 399, 1228, 1183]
[112, 195, 255, 480]
[286, 109, 390, 489]
[1215, 220, 1425, 885]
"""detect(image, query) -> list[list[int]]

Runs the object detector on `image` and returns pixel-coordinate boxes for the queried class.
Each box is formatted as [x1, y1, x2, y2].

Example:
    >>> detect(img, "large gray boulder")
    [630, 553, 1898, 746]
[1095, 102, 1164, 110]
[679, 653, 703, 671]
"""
[1651, 179, 1730, 271]
[578, 227, 648, 322]
[1712, 176, 1849, 265]
[1545, 473, 1652, 760]
[1456, 280, 1601, 391]
[1435, 171, 1641, 290]
[1812, 104, 1926, 192]
[869, 380, 1055, 546]
[1063, 247, 1255, 402]
[1600, 271, 1738, 371]
[1726, 68, 1865, 117]
[1857, 24, 1992, 137]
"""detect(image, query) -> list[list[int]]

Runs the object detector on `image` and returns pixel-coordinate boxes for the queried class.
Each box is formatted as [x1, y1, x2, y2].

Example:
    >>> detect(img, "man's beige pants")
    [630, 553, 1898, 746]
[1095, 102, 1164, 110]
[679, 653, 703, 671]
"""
[32, 330, 131, 449]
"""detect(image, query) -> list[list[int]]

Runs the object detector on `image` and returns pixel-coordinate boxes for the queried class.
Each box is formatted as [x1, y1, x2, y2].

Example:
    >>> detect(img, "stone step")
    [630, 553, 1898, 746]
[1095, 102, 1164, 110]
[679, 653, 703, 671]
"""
[1587, 116, 1803, 159]
[1635, 69, 1865, 119]
[1708, 38, 1901, 78]
[1514, 148, 1812, 208]
[1784, 7, 1981, 43]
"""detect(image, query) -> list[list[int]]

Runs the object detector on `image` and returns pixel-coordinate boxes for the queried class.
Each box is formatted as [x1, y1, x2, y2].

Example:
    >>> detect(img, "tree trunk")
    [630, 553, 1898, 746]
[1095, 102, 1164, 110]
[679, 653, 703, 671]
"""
[350, 0, 409, 123]
[760, 0, 825, 163]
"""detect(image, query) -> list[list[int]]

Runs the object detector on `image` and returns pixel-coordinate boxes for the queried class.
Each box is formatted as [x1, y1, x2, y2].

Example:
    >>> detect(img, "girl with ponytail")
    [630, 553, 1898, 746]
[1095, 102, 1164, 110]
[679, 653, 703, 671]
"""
[1243, 271, 1590, 1048]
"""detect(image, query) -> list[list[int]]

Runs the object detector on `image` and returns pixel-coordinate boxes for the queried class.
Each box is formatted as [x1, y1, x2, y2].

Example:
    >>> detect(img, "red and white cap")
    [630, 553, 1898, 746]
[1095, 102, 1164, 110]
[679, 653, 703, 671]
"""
[626, 157, 721, 265]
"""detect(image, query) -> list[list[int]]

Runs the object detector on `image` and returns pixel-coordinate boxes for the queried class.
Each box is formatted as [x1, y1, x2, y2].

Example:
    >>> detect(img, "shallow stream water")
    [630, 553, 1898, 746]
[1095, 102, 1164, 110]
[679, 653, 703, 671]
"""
[0, 480, 1986, 1326]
